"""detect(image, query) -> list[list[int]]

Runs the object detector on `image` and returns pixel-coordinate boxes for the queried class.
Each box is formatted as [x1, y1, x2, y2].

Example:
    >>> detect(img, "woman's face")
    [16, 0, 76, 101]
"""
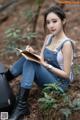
[46, 12, 64, 36]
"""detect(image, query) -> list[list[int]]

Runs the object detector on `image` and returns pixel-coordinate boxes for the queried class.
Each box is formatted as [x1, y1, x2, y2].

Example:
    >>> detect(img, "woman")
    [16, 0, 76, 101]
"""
[5, 5, 74, 120]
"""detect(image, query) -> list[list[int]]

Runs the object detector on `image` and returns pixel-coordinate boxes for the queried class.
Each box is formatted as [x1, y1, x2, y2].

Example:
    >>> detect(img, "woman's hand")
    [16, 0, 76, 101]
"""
[26, 45, 35, 53]
[40, 58, 48, 68]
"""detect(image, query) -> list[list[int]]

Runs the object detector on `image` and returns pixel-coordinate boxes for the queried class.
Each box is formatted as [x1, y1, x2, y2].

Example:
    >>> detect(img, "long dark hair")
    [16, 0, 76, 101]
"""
[44, 5, 66, 31]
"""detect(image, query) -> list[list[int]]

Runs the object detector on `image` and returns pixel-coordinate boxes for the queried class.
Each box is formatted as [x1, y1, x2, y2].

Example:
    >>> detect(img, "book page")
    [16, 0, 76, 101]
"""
[16, 48, 41, 64]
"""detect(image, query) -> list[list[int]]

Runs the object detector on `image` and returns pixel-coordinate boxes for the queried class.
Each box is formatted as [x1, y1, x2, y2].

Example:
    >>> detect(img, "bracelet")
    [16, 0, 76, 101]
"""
[48, 64, 53, 69]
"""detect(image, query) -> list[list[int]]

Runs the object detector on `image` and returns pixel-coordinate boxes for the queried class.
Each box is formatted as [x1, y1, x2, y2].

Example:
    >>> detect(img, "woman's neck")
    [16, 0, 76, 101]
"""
[52, 31, 66, 42]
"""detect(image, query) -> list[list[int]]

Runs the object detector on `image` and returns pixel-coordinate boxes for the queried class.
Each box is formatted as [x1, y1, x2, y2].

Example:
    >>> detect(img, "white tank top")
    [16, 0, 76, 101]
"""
[47, 35, 74, 82]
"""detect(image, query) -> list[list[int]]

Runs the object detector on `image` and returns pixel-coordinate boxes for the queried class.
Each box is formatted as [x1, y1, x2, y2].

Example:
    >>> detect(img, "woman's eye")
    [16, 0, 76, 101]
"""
[52, 20, 57, 23]
[46, 20, 57, 25]
[46, 21, 50, 24]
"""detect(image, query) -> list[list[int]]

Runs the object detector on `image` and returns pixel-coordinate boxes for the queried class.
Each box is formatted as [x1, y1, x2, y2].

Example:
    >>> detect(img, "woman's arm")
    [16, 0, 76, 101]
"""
[42, 41, 73, 79]
[62, 41, 73, 78]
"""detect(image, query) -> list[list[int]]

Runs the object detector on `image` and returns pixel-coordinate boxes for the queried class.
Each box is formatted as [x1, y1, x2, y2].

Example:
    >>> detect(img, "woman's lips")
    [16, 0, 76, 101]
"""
[51, 29, 56, 32]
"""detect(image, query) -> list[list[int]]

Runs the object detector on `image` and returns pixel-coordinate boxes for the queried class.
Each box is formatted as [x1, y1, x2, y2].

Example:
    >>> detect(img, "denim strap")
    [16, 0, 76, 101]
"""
[46, 34, 54, 46]
[57, 39, 73, 51]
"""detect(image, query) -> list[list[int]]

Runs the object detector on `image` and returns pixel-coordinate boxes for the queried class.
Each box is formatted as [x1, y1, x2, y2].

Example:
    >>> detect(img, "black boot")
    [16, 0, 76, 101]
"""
[9, 87, 30, 120]
[5, 70, 15, 81]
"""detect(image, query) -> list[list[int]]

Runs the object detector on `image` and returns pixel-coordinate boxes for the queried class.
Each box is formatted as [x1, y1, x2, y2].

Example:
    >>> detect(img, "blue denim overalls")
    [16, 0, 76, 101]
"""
[10, 36, 70, 91]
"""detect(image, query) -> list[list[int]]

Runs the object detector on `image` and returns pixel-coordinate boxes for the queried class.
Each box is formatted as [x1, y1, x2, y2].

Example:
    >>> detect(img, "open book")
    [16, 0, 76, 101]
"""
[16, 48, 41, 64]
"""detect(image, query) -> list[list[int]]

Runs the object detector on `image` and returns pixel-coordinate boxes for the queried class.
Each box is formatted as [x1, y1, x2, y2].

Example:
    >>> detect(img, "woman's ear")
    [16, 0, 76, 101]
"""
[63, 19, 66, 25]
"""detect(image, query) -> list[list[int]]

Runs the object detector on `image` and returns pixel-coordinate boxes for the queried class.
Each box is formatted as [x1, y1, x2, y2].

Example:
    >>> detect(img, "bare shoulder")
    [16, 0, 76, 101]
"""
[63, 38, 76, 49]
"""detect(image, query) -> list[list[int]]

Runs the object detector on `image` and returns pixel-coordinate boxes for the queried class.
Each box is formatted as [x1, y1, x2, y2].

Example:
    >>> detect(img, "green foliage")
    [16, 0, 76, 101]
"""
[38, 92, 56, 110]
[5, 24, 37, 53]
[60, 98, 80, 119]
[2, 0, 44, 56]
[5, 24, 22, 52]
[23, 0, 43, 23]
[71, 98, 80, 110]
[38, 83, 80, 119]
[73, 64, 80, 77]
[5, 26, 21, 39]
[60, 108, 71, 120]
[39, 83, 65, 113]
[23, 9, 36, 23]
[43, 83, 64, 94]
[35, 0, 43, 5]
[22, 32, 37, 41]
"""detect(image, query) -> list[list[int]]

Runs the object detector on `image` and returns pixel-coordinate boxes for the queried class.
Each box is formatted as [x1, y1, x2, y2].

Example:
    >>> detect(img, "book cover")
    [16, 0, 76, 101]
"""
[16, 48, 41, 64]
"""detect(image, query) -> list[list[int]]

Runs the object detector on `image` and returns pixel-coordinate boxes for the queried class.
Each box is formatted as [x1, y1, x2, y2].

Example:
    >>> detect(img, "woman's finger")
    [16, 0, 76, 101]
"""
[26, 45, 29, 48]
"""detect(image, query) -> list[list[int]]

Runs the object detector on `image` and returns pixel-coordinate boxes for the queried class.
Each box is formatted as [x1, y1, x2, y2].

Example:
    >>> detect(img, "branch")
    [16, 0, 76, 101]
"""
[0, 0, 17, 12]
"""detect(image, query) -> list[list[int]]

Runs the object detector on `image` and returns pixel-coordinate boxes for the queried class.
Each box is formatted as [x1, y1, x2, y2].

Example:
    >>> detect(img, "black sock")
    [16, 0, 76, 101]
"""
[5, 70, 15, 81]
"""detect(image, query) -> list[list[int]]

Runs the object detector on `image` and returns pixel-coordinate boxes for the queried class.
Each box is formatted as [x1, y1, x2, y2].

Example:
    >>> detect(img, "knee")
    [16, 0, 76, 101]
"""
[23, 60, 35, 68]
[23, 60, 40, 72]
[25, 60, 38, 66]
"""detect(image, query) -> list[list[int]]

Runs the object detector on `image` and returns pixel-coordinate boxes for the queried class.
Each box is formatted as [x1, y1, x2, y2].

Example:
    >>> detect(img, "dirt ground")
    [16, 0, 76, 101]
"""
[0, 0, 80, 120]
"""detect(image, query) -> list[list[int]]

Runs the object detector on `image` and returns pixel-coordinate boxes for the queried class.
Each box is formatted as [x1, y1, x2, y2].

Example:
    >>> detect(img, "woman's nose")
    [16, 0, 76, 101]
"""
[49, 22, 54, 28]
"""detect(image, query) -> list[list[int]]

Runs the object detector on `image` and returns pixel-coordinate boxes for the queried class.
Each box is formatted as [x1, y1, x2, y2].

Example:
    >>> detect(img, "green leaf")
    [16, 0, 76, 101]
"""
[44, 92, 51, 99]
[60, 108, 71, 118]
[72, 98, 80, 110]
[35, 0, 43, 5]
[38, 97, 56, 110]
[23, 9, 33, 22]
[16, 29, 21, 33]
[5, 28, 13, 34]
[73, 64, 80, 76]
[6, 32, 13, 38]
[43, 83, 64, 94]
